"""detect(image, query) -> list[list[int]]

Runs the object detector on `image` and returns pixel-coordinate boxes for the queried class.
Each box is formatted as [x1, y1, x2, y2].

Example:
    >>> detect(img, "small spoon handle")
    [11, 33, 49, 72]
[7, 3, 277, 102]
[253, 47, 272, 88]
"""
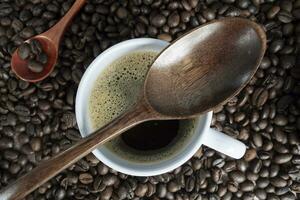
[0, 102, 151, 200]
[42, 0, 86, 47]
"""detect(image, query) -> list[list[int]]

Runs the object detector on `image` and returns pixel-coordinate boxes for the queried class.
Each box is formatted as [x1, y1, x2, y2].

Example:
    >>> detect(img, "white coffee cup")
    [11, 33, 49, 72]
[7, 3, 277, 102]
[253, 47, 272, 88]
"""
[76, 38, 246, 177]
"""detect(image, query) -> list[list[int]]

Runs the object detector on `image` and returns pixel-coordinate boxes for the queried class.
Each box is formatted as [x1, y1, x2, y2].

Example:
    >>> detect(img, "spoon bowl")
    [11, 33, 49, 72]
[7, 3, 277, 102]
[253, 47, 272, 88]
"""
[11, 36, 58, 82]
[145, 18, 266, 117]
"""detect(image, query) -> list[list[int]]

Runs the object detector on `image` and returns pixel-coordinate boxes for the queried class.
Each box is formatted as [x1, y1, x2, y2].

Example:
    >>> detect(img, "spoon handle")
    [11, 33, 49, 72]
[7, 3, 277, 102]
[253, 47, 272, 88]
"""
[42, 0, 86, 46]
[0, 103, 151, 200]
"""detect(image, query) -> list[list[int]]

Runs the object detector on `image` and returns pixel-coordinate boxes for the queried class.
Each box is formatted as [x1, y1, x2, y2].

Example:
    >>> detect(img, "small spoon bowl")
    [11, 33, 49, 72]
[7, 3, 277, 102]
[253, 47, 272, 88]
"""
[11, 0, 86, 82]
[11, 36, 57, 82]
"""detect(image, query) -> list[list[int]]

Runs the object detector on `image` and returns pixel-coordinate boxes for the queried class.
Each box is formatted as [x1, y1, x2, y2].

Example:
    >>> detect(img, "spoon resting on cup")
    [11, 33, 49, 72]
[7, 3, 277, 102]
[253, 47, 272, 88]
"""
[0, 18, 266, 200]
[11, 0, 86, 82]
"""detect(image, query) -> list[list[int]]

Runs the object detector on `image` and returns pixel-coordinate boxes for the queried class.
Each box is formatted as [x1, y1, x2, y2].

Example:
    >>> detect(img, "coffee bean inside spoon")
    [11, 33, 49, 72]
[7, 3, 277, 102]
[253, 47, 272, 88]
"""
[10, 0, 86, 82]
[0, 18, 266, 200]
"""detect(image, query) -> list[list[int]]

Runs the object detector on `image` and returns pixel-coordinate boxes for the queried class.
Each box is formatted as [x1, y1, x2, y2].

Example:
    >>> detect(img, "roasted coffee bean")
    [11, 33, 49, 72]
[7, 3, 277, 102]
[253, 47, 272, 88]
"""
[79, 173, 93, 184]
[270, 39, 284, 53]
[236, 160, 249, 172]
[135, 184, 148, 197]
[28, 60, 44, 73]
[257, 178, 269, 188]
[267, 6, 280, 19]
[203, 9, 216, 21]
[270, 164, 280, 177]
[16, 133, 29, 146]
[37, 53, 48, 64]
[97, 163, 109, 175]
[158, 33, 172, 42]
[291, 182, 300, 193]
[0, 160, 9, 170]
[151, 14, 166, 27]
[30, 137, 42, 152]
[250, 159, 262, 173]
[167, 12, 180, 28]
[252, 133, 263, 147]
[0, 3, 13, 17]
[20, 27, 35, 39]
[280, 192, 296, 200]
[65, 130, 80, 142]
[278, 10, 293, 23]
[227, 181, 238, 193]
[246, 171, 258, 182]
[18, 42, 31, 60]
[266, 186, 276, 195]
[274, 114, 288, 126]
[229, 170, 246, 183]
[240, 181, 255, 192]
[4, 149, 19, 161]
[15, 105, 30, 116]
[234, 112, 245, 122]
[273, 153, 293, 164]
[252, 88, 269, 107]
[116, 7, 128, 19]
[268, 194, 280, 200]
[184, 176, 195, 192]
[275, 185, 290, 195]
[101, 186, 113, 200]
[167, 180, 181, 192]
[54, 187, 66, 200]
[29, 39, 42, 55]
[212, 158, 225, 168]
[273, 128, 287, 143]
[250, 111, 259, 124]
[270, 177, 287, 187]
[102, 174, 118, 186]
[0, 137, 13, 149]
[157, 183, 167, 198]
[146, 182, 155, 197]
[10, 163, 21, 174]
[274, 143, 289, 153]
[66, 172, 78, 185]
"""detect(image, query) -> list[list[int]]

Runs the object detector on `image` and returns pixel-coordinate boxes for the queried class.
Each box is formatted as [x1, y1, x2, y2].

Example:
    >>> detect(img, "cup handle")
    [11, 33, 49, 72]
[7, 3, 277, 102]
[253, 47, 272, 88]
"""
[202, 128, 246, 159]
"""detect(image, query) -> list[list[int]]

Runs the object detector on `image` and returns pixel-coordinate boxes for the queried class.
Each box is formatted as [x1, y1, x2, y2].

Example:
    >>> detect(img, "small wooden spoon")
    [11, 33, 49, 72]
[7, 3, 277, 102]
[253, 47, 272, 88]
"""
[0, 18, 266, 200]
[11, 0, 86, 82]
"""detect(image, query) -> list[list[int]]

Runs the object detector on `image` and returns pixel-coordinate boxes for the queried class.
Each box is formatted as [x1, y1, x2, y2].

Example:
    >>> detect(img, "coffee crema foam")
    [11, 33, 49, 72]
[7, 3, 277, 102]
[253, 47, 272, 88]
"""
[89, 51, 156, 126]
[89, 51, 196, 163]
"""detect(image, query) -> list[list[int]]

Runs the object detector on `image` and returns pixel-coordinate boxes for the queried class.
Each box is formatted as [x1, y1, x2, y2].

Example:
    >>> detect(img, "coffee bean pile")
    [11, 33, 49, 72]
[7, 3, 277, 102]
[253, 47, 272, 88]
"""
[18, 39, 48, 73]
[0, 0, 299, 199]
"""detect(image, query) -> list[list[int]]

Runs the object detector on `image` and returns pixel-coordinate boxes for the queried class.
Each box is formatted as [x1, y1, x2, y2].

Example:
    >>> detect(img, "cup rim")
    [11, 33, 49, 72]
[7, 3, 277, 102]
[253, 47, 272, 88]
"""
[76, 38, 212, 176]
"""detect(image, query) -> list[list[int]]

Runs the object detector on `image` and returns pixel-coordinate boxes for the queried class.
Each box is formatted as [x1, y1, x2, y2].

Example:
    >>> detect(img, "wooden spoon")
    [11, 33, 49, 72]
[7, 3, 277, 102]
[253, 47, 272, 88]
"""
[11, 0, 86, 82]
[0, 18, 266, 200]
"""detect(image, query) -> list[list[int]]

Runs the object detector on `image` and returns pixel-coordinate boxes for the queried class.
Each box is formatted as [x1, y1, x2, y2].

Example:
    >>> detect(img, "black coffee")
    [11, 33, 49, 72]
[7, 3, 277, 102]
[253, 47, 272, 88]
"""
[122, 120, 179, 151]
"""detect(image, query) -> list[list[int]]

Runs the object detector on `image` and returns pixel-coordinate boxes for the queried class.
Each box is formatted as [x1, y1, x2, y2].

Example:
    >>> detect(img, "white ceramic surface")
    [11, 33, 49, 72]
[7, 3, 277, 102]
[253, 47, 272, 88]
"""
[76, 38, 246, 176]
